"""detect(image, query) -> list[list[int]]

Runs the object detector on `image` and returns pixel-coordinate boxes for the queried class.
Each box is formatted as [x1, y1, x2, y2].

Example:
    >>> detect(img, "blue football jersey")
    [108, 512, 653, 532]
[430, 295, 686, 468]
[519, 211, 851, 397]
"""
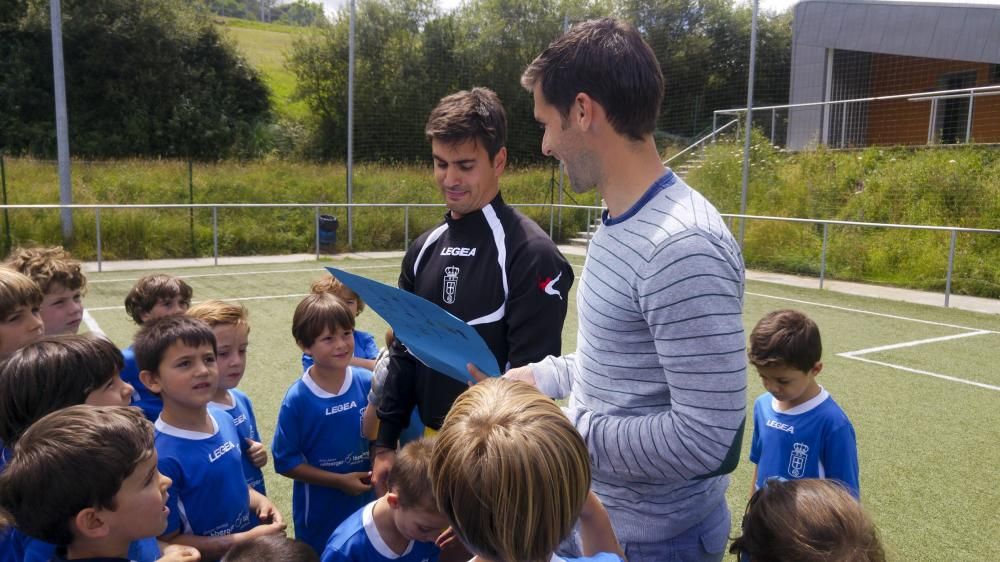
[321, 501, 440, 562]
[121, 345, 163, 422]
[209, 389, 266, 495]
[273, 367, 374, 554]
[155, 408, 253, 536]
[750, 388, 860, 498]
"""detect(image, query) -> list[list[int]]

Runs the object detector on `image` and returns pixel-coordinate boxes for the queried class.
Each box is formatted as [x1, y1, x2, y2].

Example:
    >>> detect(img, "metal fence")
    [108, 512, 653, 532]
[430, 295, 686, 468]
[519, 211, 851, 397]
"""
[714, 84, 1000, 151]
[2, 202, 997, 308]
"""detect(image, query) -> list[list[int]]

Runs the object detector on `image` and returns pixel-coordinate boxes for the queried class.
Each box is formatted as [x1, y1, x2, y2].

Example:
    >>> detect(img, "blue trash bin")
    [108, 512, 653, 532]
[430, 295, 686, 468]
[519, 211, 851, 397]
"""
[319, 215, 339, 253]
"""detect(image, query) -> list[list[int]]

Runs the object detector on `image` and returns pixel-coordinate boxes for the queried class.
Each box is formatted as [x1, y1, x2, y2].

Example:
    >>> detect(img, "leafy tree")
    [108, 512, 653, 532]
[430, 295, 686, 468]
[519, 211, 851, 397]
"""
[0, 0, 272, 159]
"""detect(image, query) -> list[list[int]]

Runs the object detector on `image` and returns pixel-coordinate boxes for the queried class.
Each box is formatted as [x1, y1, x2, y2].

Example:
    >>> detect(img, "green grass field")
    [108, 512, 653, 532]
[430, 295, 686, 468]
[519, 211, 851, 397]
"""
[215, 17, 310, 119]
[82, 255, 999, 561]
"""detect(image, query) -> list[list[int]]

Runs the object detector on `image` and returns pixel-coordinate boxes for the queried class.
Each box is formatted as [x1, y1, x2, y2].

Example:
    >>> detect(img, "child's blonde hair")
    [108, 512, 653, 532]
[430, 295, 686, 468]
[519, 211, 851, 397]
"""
[0, 267, 43, 318]
[431, 378, 590, 562]
[187, 300, 250, 331]
[4, 246, 86, 295]
[310, 275, 365, 315]
[387, 438, 436, 511]
[730, 479, 885, 562]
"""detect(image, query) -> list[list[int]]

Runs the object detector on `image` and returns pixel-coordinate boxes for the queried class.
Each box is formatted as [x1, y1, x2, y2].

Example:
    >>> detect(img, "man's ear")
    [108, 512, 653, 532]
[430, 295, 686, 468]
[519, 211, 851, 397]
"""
[139, 370, 161, 394]
[74, 507, 111, 540]
[574, 92, 597, 131]
[492, 146, 507, 178]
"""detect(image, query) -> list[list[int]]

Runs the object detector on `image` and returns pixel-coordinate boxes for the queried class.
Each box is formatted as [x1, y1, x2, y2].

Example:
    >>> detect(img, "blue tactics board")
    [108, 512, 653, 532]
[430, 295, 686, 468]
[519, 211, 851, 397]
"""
[326, 267, 500, 384]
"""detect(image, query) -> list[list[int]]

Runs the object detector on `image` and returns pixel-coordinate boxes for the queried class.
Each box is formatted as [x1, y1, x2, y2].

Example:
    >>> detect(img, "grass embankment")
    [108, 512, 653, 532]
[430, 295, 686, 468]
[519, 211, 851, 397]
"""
[687, 142, 1000, 298]
[215, 17, 310, 120]
[0, 158, 580, 259]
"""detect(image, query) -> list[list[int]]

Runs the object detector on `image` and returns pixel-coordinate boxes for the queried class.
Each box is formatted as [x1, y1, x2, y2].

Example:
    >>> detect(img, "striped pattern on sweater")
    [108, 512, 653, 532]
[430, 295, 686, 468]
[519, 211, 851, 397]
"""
[533, 171, 747, 543]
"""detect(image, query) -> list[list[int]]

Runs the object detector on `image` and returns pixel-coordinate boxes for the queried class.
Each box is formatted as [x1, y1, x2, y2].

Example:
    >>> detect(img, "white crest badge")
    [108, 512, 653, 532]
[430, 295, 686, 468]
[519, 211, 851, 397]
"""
[788, 442, 809, 478]
[443, 266, 460, 304]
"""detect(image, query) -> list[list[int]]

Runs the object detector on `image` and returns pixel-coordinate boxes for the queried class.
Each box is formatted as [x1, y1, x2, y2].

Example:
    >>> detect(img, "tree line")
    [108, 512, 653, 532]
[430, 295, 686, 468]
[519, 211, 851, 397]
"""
[0, 0, 791, 162]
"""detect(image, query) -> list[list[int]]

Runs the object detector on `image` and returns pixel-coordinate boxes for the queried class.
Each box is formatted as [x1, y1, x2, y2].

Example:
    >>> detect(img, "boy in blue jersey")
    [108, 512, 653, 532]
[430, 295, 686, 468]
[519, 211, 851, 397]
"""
[0, 335, 162, 562]
[747, 309, 860, 499]
[123, 274, 193, 422]
[322, 438, 447, 562]
[431, 379, 624, 562]
[188, 301, 268, 496]
[273, 293, 374, 555]
[302, 276, 378, 372]
[0, 405, 200, 562]
[136, 315, 285, 560]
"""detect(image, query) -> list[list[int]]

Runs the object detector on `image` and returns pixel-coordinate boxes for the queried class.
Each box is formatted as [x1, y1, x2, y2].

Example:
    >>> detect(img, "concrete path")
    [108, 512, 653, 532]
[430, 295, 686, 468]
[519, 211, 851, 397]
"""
[82, 246, 1000, 316]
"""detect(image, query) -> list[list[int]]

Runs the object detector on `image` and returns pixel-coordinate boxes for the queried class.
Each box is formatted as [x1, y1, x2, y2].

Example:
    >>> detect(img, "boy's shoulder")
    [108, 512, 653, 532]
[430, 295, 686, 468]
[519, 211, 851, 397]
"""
[324, 502, 370, 553]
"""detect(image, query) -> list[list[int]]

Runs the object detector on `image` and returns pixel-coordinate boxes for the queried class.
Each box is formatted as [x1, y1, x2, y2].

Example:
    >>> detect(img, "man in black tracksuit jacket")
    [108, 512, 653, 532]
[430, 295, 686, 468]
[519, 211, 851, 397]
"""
[372, 88, 574, 490]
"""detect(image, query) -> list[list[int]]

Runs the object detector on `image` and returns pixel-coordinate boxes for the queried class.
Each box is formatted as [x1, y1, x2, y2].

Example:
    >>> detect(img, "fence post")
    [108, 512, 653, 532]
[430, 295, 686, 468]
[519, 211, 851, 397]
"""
[0, 152, 9, 253]
[315, 207, 320, 260]
[712, 112, 718, 142]
[212, 206, 218, 267]
[945, 229, 956, 307]
[586, 208, 592, 248]
[819, 223, 828, 289]
[770, 108, 776, 145]
[95, 207, 103, 273]
[840, 101, 848, 148]
[927, 98, 937, 144]
[965, 93, 974, 143]
[189, 160, 195, 256]
[404, 206, 409, 250]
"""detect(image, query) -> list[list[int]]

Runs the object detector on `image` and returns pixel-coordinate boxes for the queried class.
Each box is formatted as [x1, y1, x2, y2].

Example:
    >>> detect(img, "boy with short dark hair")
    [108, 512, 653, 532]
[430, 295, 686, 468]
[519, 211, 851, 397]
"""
[123, 273, 194, 421]
[0, 405, 200, 562]
[273, 293, 374, 555]
[748, 309, 860, 498]
[5, 246, 88, 336]
[0, 267, 44, 360]
[0, 335, 134, 452]
[188, 300, 267, 495]
[136, 315, 284, 560]
[322, 438, 446, 562]
[305, 275, 378, 372]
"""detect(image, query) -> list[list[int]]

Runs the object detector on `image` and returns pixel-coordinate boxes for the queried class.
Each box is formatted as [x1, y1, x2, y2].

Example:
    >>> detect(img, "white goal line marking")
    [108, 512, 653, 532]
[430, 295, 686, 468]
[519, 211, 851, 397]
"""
[837, 354, 1000, 392]
[746, 291, 999, 334]
[839, 330, 993, 357]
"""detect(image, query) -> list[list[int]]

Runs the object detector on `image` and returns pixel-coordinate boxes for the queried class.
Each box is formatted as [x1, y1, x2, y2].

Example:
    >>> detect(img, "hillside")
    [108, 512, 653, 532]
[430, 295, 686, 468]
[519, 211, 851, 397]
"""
[215, 17, 310, 119]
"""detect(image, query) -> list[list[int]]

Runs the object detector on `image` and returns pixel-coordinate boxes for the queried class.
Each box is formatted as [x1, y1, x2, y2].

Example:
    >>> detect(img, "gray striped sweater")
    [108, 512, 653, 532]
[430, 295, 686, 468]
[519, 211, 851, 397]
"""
[533, 170, 747, 544]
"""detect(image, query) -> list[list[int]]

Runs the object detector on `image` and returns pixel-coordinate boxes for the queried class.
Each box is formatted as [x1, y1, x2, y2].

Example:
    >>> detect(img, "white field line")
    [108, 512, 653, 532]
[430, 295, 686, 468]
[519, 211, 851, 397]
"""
[88, 263, 400, 284]
[837, 354, 1000, 392]
[746, 291, 1000, 334]
[839, 330, 993, 357]
[81, 309, 106, 339]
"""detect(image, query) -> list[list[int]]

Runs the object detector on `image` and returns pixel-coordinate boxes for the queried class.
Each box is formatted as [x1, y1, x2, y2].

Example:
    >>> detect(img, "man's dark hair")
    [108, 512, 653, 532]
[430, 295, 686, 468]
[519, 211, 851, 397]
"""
[425, 87, 507, 161]
[521, 18, 664, 142]
[748, 309, 823, 373]
[0, 406, 154, 546]
[133, 314, 216, 374]
[0, 335, 125, 445]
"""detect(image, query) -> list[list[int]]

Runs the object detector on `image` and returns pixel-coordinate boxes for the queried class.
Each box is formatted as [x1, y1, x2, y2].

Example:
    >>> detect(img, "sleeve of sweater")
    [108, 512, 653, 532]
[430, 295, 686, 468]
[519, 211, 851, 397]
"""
[562, 230, 748, 481]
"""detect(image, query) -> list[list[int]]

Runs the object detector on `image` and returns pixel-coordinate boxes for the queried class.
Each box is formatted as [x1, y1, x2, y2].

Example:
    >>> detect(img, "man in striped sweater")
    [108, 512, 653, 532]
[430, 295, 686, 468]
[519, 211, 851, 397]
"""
[513, 18, 748, 562]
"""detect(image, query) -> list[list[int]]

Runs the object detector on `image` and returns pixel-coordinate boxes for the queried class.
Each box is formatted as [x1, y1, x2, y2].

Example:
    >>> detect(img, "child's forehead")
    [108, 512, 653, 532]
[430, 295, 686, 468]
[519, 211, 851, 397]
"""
[213, 322, 250, 338]
[755, 364, 808, 379]
[163, 339, 214, 356]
